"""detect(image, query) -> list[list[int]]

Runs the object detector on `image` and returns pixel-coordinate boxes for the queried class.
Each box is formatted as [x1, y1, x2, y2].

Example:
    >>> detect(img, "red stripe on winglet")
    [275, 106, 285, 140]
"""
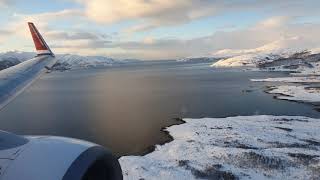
[28, 22, 48, 51]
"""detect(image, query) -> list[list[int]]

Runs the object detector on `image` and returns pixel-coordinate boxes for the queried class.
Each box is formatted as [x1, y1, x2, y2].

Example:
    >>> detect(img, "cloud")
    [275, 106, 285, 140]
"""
[74, 0, 320, 32]
[46, 31, 112, 50]
[212, 36, 303, 57]
[0, 29, 13, 35]
[52, 39, 111, 49]
[46, 31, 104, 40]
[75, 0, 227, 31]
[0, 7, 116, 52]
[0, 29, 14, 43]
[210, 16, 320, 57]
[80, 0, 195, 23]
[2, 9, 86, 44]
[2, 1, 320, 60]
[93, 16, 320, 60]
[0, 0, 11, 7]
[254, 16, 293, 29]
[124, 24, 158, 33]
[51, 37, 112, 50]
[13, 9, 84, 22]
[30, 15, 317, 60]
[45, 30, 112, 51]
[7, 12, 320, 60]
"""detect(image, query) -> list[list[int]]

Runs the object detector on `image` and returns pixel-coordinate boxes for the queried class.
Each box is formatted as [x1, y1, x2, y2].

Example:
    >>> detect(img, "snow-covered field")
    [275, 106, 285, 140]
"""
[120, 115, 320, 180]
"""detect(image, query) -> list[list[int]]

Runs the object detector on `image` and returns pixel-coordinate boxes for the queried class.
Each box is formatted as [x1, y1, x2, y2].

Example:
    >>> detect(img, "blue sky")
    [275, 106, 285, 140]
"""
[1, 0, 320, 60]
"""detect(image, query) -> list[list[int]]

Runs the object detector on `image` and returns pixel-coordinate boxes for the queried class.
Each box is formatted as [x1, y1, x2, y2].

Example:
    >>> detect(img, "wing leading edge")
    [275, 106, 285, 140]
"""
[0, 22, 56, 110]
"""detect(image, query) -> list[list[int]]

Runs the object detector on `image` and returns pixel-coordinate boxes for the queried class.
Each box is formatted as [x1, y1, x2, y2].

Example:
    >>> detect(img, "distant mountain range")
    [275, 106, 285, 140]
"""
[0, 51, 141, 71]
[0, 51, 224, 71]
[2, 50, 320, 73]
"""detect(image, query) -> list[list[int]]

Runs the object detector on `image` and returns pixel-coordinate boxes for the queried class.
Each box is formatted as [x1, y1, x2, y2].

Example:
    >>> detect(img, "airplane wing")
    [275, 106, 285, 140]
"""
[0, 23, 123, 180]
[0, 22, 56, 110]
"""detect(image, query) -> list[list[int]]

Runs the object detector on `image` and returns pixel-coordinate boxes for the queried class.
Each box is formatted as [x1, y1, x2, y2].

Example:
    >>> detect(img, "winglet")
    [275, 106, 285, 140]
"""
[28, 22, 54, 57]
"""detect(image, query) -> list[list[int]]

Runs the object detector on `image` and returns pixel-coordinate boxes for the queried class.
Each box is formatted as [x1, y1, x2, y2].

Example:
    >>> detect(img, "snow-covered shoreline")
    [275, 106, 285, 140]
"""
[267, 85, 320, 103]
[250, 75, 320, 105]
[120, 115, 320, 180]
[251, 76, 320, 83]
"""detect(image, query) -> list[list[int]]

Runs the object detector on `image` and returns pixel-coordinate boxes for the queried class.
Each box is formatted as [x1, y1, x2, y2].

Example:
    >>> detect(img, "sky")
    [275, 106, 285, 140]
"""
[1, 0, 320, 60]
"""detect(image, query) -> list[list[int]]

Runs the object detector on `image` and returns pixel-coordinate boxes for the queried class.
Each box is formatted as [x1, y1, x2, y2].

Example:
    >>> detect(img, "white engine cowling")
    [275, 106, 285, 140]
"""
[0, 131, 123, 180]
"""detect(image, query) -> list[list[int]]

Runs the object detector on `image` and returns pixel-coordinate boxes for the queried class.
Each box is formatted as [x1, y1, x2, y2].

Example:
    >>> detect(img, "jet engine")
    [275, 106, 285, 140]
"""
[0, 131, 123, 180]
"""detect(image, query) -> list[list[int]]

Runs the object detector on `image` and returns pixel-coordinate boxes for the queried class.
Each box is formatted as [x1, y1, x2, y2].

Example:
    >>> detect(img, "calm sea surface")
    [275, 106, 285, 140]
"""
[0, 61, 319, 156]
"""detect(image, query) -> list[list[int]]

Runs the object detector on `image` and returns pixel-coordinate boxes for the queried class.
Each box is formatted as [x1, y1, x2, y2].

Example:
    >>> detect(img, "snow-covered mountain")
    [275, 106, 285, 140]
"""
[53, 54, 116, 70]
[211, 37, 317, 68]
[212, 50, 320, 75]
[0, 51, 140, 71]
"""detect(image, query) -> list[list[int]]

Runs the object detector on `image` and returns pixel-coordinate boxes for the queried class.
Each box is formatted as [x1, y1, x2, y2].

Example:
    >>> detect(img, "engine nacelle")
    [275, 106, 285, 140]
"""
[0, 131, 122, 180]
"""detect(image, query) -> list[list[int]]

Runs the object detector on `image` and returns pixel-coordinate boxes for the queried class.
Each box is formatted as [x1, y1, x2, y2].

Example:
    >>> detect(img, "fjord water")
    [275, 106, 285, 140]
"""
[0, 61, 319, 156]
